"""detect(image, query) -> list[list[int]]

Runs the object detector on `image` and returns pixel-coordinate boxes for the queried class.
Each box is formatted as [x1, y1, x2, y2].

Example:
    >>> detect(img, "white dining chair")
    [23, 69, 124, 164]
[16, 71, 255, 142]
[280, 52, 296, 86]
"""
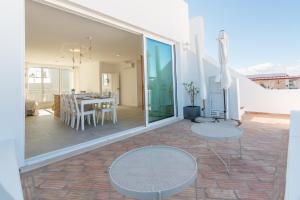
[98, 94, 118, 126]
[62, 94, 81, 128]
[73, 95, 96, 131]
[62, 95, 71, 126]
[61, 94, 70, 124]
[60, 94, 66, 122]
[68, 95, 78, 128]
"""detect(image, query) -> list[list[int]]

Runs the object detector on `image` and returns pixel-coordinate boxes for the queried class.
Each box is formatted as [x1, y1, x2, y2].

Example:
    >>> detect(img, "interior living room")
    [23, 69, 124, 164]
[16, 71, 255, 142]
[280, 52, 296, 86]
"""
[25, 0, 145, 158]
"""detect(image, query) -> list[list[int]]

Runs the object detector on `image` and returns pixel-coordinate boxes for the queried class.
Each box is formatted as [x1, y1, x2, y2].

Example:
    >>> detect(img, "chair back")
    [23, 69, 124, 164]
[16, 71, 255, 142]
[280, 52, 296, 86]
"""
[70, 95, 77, 113]
[111, 92, 118, 108]
[72, 95, 80, 114]
[60, 94, 65, 112]
[62, 94, 70, 112]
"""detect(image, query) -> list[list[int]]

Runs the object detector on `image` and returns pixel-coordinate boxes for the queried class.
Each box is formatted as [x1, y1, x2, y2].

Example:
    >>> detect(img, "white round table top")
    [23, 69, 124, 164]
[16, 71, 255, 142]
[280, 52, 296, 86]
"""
[109, 146, 197, 200]
[191, 122, 243, 141]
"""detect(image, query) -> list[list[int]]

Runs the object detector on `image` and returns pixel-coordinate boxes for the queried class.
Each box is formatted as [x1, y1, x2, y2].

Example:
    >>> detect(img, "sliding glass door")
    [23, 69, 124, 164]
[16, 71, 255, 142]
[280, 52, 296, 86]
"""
[61, 68, 74, 94]
[26, 66, 74, 107]
[43, 68, 60, 103]
[27, 67, 43, 103]
[146, 38, 175, 123]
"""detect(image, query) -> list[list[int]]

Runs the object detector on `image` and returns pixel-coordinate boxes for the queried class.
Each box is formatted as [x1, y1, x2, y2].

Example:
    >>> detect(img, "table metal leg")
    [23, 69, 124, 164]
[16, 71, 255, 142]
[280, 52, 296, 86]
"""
[207, 140, 230, 174]
[206, 138, 242, 174]
[108, 187, 111, 200]
[158, 191, 162, 200]
[194, 177, 198, 200]
[227, 139, 231, 174]
[194, 157, 199, 200]
[81, 104, 84, 131]
[239, 138, 242, 158]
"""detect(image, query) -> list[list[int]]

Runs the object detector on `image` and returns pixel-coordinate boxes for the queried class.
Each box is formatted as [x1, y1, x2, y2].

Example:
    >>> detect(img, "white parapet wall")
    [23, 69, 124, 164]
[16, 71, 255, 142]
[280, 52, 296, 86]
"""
[237, 72, 300, 114]
[285, 111, 300, 200]
[201, 54, 300, 118]
[203, 57, 300, 115]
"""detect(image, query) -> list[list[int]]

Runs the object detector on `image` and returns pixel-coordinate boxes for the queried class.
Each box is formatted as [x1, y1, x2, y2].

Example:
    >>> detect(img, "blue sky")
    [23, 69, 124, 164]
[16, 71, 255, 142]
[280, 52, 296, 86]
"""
[187, 0, 300, 75]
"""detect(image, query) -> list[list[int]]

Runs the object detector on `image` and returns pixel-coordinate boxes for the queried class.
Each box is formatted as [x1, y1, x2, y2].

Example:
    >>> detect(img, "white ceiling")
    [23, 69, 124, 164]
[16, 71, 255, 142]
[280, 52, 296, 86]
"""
[25, 1, 142, 66]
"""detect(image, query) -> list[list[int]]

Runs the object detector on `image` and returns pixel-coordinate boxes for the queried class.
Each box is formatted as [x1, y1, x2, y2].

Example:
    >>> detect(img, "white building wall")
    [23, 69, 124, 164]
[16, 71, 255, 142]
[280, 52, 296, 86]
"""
[0, 0, 25, 198]
[175, 43, 188, 118]
[0, 0, 25, 165]
[186, 17, 204, 108]
[0, 141, 24, 200]
[65, 0, 189, 42]
[37, 0, 189, 43]
[77, 62, 100, 93]
[120, 65, 138, 107]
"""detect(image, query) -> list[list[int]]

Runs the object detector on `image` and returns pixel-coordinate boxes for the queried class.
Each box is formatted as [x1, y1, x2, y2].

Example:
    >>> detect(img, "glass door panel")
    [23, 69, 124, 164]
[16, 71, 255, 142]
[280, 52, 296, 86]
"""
[26, 67, 72, 108]
[61, 69, 74, 94]
[43, 68, 60, 103]
[27, 67, 43, 102]
[146, 38, 174, 123]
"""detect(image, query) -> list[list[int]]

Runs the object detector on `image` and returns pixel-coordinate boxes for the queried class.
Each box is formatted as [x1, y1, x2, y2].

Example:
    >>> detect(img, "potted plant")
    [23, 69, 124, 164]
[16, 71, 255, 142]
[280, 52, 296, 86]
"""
[183, 81, 200, 120]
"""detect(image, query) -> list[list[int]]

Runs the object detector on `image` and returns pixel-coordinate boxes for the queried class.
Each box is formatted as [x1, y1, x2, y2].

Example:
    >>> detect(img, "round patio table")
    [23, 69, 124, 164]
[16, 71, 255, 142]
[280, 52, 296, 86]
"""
[191, 122, 243, 174]
[109, 146, 198, 200]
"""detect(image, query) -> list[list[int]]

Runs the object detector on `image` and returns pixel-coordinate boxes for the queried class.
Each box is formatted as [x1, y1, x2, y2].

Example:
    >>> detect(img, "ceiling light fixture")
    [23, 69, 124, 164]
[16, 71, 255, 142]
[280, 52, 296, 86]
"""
[66, 37, 94, 67]
[79, 46, 83, 64]
[72, 48, 75, 69]
[87, 36, 93, 60]
[69, 48, 81, 53]
[116, 54, 121, 57]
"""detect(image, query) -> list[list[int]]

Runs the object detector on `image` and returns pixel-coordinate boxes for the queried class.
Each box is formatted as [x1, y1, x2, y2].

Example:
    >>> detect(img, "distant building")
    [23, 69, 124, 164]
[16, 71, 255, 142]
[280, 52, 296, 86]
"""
[247, 73, 300, 89]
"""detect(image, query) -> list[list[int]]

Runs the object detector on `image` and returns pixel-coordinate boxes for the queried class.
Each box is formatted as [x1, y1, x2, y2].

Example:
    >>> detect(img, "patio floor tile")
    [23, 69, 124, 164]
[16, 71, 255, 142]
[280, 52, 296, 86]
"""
[21, 113, 289, 200]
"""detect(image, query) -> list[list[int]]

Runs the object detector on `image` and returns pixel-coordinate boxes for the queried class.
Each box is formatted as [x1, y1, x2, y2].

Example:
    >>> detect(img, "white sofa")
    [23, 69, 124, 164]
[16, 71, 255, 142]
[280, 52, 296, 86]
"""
[25, 99, 37, 116]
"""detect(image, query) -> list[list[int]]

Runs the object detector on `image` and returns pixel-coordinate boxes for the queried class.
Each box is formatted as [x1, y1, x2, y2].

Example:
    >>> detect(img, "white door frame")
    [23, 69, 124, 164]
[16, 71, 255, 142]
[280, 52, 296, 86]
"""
[142, 34, 178, 127]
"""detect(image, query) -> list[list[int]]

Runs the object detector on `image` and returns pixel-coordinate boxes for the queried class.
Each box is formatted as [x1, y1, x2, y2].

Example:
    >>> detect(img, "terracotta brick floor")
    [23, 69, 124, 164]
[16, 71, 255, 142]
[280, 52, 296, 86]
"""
[21, 113, 289, 200]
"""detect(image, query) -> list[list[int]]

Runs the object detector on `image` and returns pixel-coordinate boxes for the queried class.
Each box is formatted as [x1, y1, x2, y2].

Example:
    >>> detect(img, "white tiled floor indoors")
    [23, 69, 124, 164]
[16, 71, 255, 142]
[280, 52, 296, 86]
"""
[25, 106, 144, 158]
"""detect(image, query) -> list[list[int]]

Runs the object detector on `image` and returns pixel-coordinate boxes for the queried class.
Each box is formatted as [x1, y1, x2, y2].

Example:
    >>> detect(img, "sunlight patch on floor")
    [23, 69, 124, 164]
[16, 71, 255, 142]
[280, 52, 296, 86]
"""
[37, 109, 53, 116]
[250, 116, 290, 125]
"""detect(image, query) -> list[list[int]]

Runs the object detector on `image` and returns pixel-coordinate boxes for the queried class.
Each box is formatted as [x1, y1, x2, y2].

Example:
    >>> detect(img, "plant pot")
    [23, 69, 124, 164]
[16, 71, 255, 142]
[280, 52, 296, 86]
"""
[183, 106, 200, 120]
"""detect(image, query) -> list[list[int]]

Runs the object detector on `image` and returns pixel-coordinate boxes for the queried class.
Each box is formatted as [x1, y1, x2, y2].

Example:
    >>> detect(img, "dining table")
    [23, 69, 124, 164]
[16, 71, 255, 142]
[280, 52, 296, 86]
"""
[76, 96, 115, 131]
